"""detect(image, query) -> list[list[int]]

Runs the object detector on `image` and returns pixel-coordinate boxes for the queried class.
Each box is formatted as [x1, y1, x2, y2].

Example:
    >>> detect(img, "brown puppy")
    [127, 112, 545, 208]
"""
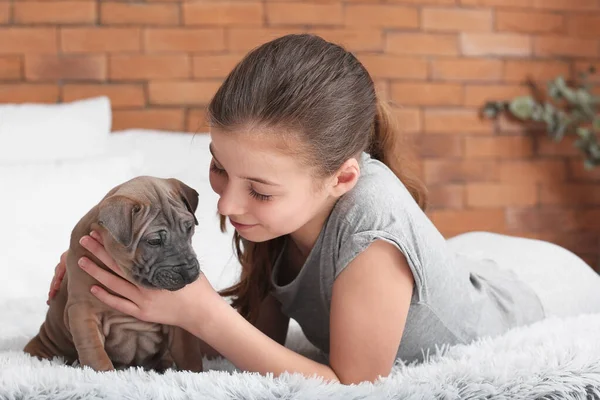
[24, 176, 205, 373]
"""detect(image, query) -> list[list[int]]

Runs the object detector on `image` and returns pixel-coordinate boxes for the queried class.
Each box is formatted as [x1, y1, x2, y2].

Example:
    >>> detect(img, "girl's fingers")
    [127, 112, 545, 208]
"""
[79, 235, 125, 279]
[89, 285, 142, 319]
[90, 230, 104, 245]
[78, 257, 140, 303]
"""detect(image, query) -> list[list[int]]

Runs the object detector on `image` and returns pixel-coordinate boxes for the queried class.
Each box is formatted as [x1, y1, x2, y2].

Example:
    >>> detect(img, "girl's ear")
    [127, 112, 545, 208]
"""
[329, 158, 360, 197]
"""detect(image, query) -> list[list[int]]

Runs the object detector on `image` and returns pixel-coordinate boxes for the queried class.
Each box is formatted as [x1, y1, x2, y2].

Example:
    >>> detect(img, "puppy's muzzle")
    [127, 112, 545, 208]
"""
[151, 259, 200, 291]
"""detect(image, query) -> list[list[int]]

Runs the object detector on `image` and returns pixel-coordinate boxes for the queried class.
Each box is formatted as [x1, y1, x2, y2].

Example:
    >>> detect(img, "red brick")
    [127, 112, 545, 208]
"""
[540, 184, 600, 206]
[423, 8, 492, 32]
[427, 185, 465, 209]
[14, 1, 96, 24]
[461, 33, 532, 56]
[429, 209, 506, 235]
[534, 36, 599, 58]
[417, 135, 463, 157]
[424, 109, 494, 134]
[184, 2, 263, 26]
[193, 54, 244, 79]
[424, 160, 498, 184]
[145, 29, 225, 53]
[534, 0, 599, 10]
[574, 61, 600, 83]
[391, 82, 463, 106]
[63, 84, 145, 108]
[0, 28, 57, 54]
[100, 2, 179, 26]
[459, 0, 532, 7]
[464, 84, 530, 107]
[61, 28, 141, 53]
[110, 55, 190, 80]
[309, 29, 383, 52]
[536, 136, 581, 157]
[149, 81, 221, 106]
[186, 108, 209, 133]
[387, 33, 458, 56]
[503, 60, 571, 83]
[0, 57, 22, 80]
[267, 3, 342, 26]
[569, 160, 600, 181]
[389, 0, 456, 3]
[358, 55, 428, 79]
[496, 11, 564, 34]
[578, 209, 600, 232]
[393, 108, 422, 134]
[567, 15, 600, 38]
[345, 5, 419, 28]
[466, 184, 538, 207]
[0, 84, 59, 103]
[500, 160, 567, 183]
[228, 28, 305, 52]
[25, 55, 106, 81]
[465, 136, 534, 158]
[431, 58, 502, 82]
[497, 114, 545, 135]
[112, 109, 185, 132]
[0, 2, 9, 23]
[506, 208, 579, 232]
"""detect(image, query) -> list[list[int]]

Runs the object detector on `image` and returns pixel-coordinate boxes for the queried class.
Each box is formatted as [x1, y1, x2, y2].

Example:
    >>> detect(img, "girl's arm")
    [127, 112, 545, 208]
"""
[194, 293, 290, 359]
[183, 239, 413, 385]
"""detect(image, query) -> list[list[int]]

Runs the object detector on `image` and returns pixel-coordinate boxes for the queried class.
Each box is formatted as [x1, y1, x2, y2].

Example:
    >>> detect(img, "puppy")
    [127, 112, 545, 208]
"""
[24, 176, 205, 372]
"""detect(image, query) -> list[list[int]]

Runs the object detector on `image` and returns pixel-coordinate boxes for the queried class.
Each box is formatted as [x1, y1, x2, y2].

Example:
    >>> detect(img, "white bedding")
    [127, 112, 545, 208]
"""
[1, 99, 599, 398]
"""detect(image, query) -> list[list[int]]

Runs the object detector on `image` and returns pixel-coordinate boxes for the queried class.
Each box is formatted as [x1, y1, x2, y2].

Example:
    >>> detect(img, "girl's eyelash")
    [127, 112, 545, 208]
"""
[210, 161, 225, 175]
[249, 188, 272, 201]
[211, 161, 272, 201]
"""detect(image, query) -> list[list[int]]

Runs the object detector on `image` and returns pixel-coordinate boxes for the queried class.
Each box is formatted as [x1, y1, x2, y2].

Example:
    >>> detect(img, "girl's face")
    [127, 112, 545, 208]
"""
[208, 128, 332, 243]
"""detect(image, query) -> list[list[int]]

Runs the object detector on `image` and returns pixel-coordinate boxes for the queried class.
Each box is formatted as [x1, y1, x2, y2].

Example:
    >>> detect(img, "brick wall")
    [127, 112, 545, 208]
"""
[1, 0, 599, 270]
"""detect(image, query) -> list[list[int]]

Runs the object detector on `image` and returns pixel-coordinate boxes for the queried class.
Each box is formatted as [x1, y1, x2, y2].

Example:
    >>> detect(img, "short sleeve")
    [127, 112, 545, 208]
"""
[335, 230, 427, 303]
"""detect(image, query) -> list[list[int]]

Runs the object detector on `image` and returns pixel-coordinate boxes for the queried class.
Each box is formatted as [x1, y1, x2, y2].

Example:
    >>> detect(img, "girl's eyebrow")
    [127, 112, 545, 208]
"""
[209, 143, 281, 187]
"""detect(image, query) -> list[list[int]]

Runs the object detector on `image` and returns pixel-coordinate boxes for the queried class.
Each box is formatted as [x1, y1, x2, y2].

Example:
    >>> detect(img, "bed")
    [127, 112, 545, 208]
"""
[1, 97, 599, 399]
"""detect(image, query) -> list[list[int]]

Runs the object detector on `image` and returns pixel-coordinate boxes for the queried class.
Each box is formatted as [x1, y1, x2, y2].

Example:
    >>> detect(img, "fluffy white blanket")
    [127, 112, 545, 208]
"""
[1, 297, 599, 399]
[1, 116, 598, 399]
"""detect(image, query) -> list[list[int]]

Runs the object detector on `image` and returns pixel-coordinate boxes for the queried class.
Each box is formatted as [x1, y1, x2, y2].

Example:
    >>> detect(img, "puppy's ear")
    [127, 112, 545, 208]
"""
[97, 195, 140, 247]
[167, 178, 199, 226]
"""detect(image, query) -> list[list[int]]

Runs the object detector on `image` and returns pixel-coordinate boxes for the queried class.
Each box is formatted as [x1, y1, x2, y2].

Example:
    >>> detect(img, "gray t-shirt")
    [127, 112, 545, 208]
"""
[270, 152, 545, 364]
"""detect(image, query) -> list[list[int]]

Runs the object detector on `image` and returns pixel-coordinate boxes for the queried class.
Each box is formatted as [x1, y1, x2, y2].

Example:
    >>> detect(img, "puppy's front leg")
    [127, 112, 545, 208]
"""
[67, 305, 114, 371]
[168, 327, 204, 372]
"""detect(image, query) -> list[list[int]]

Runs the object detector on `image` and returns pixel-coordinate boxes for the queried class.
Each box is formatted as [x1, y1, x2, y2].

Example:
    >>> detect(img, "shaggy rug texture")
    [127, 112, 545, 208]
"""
[1, 297, 599, 400]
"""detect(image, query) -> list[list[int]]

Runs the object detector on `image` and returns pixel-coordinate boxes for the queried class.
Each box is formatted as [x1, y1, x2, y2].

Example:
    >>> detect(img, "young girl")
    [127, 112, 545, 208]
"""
[46, 34, 600, 384]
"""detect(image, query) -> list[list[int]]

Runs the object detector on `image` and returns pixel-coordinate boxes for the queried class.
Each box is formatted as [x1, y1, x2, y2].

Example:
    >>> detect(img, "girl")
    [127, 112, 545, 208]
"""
[46, 34, 600, 385]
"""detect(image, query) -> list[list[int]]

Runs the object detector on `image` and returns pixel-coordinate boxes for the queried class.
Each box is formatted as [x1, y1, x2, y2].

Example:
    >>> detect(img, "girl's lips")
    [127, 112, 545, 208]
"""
[229, 219, 257, 230]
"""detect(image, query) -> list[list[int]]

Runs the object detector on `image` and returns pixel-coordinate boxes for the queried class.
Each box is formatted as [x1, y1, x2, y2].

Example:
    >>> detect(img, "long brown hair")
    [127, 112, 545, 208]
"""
[207, 34, 427, 323]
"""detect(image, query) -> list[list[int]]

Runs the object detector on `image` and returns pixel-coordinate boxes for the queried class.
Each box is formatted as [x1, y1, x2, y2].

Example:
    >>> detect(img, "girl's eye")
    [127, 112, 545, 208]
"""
[210, 160, 226, 175]
[147, 238, 162, 247]
[249, 187, 272, 201]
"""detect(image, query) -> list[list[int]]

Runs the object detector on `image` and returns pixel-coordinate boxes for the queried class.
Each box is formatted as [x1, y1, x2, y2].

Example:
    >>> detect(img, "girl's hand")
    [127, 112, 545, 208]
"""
[78, 231, 221, 329]
[47, 250, 69, 305]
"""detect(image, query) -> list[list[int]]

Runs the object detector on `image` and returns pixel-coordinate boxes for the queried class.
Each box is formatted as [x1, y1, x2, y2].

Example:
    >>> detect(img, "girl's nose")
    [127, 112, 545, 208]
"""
[217, 184, 246, 216]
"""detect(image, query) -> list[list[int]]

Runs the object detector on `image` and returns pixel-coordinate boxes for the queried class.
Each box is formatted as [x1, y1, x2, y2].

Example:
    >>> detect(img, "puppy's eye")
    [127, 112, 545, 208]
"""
[184, 221, 194, 232]
[146, 238, 162, 247]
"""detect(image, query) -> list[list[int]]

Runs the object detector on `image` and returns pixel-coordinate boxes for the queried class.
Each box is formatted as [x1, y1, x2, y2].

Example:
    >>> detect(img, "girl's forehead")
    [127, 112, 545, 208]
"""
[209, 129, 309, 178]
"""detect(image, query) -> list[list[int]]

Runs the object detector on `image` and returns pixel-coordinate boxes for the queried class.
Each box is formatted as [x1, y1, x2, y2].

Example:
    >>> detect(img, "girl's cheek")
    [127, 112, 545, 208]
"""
[209, 174, 223, 195]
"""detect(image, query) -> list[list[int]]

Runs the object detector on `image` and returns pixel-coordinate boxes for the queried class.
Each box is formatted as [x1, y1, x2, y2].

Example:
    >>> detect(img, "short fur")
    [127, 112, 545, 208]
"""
[24, 176, 205, 373]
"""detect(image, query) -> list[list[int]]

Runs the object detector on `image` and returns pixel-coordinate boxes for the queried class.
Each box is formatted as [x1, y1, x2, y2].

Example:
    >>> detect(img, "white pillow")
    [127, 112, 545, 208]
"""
[0, 153, 142, 299]
[0, 96, 111, 164]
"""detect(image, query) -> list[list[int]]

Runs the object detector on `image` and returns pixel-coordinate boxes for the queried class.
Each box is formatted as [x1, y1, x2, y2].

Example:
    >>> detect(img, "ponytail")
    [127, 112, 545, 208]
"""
[369, 99, 428, 211]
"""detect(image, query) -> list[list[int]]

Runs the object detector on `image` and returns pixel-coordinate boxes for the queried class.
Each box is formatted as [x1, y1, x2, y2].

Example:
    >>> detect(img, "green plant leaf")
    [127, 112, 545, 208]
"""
[508, 96, 536, 120]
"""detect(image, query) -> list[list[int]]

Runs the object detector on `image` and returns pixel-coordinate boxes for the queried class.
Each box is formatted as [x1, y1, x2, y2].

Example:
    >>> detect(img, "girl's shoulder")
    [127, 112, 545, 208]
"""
[333, 152, 425, 226]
